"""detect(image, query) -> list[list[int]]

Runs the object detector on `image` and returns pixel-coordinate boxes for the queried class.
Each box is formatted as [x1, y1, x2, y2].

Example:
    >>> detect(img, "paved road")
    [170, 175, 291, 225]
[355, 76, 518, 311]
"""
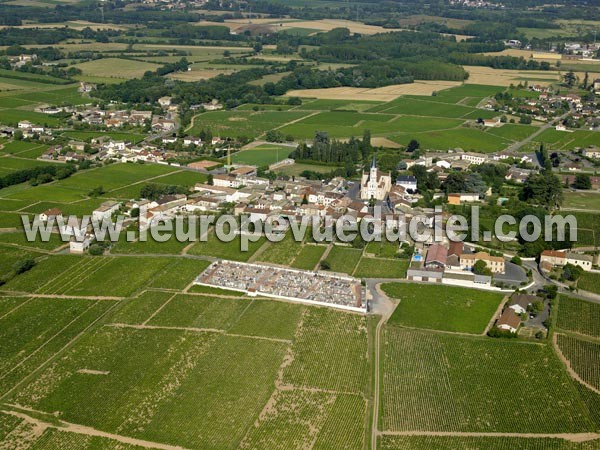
[505, 111, 571, 153]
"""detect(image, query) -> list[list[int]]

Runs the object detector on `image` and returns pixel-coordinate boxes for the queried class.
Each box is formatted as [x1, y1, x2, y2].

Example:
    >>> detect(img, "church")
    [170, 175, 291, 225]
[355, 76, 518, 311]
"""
[360, 157, 392, 201]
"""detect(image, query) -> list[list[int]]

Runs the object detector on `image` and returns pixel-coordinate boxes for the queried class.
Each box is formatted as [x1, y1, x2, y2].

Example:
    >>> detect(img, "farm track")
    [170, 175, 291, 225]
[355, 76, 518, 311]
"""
[379, 430, 600, 443]
[2, 409, 193, 450]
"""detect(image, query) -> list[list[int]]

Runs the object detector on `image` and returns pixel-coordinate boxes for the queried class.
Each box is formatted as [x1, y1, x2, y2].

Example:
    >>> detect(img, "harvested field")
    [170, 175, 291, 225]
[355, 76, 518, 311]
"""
[285, 80, 462, 101]
[168, 69, 231, 81]
[215, 18, 407, 35]
[463, 66, 560, 86]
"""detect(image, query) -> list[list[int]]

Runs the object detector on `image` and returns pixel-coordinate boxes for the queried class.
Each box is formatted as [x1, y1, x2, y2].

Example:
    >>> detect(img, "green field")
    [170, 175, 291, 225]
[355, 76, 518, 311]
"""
[187, 230, 266, 261]
[354, 257, 408, 279]
[323, 245, 362, 275]
[534, 128, 600, 150]
[188, 110, 312, 140]
[255, 233, 304, 266]
[74, 58, 161, 79]
[382, 283, 504, 334]
[563, 192, 600, 212]
[380, 327, 600, 433]
[290, 244, 327, 270]
[231, 144, 294, 166]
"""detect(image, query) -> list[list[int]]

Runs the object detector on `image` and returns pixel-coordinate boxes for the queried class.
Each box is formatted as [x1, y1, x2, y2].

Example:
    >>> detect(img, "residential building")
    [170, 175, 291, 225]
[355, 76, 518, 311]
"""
[460, 252, 505, 274]
[496, 309, 521, 333]
[447, 193, 480, 205]
[92, 201, 120, 221]
[566, 252, 593, 271]
[540, 250, 567, 267]
[396, 175, 417, 192]
[424, 244, 448, 269]
[39, 208, 63, 222]
[508, 294, 538, 315]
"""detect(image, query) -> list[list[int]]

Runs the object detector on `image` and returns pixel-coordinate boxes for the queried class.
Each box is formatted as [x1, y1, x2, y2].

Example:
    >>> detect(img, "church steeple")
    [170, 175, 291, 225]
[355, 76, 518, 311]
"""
[371, 155, 377, 169]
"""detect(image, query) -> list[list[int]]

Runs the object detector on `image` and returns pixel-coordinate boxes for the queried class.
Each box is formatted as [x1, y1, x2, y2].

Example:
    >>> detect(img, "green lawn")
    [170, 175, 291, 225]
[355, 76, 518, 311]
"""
[231, 144, 294, 167]
[354, 257, 408, 279]
[382, 283, 504, 334]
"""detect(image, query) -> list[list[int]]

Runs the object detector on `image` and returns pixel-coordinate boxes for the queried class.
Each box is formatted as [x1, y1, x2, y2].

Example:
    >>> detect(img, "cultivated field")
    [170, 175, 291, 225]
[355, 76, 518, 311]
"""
[557, 296, 600, 338]
[380, 327, 600, 433]
[382, 283, 503, 334]
[285, 80, 463, 101]
[74, 58, 161, 80]
[557, 334, 600, 391]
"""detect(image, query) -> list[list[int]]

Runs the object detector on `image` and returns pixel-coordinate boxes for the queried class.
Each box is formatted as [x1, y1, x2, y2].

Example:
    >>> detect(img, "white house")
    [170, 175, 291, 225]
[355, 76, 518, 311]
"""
[566, 252, 593, 271]
[39, 208, 63, 222]
[60, 217, 87, 239]
[92, 201, 120, 221]
[461, 152, 486, 165]
[396, 175, 417, 192]
[508, 294, 537, 315]
[69, 235, 92, 254]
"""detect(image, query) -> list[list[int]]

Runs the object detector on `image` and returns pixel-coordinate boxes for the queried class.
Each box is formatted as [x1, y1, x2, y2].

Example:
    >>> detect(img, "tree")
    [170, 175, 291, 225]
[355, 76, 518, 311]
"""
[207, 174, 214, 186]
[406, 139, 420, 153]
[573, 173, 592, 190]
[443, 171, 466, 194]
[521, 173, 562, 207]
[473, 260, 492, 276]
[563, 70, 577, 88]
[582, 71, 589, 90]
[13, 258, 35, 274]
[562, 263, 583, 282]
[464, 172, 488, 196]
[319, 260, 330, 270]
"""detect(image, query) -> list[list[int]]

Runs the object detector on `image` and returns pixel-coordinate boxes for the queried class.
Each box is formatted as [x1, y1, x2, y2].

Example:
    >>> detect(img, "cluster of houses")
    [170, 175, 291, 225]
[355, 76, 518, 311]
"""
[539, 249, 594, 272]
[492, 84, 600, 131]
[406, 241, 512, 289]
[34, 133, 224, 165]
[496, 293, 542, 334]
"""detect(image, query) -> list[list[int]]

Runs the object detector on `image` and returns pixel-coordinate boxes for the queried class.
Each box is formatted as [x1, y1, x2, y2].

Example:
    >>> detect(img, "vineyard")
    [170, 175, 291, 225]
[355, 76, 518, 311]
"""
[557, 334, 600, 391]
[281, 307, 375, 394]
[1, 255, 180, 297]
[0, 297, 114, 395]
[557, 296, 600, 338]
[240, 390, 366, 449]
[380, 327, 600, 433]
[0, 412, 144, 449]
[0, 289, 375, 449]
